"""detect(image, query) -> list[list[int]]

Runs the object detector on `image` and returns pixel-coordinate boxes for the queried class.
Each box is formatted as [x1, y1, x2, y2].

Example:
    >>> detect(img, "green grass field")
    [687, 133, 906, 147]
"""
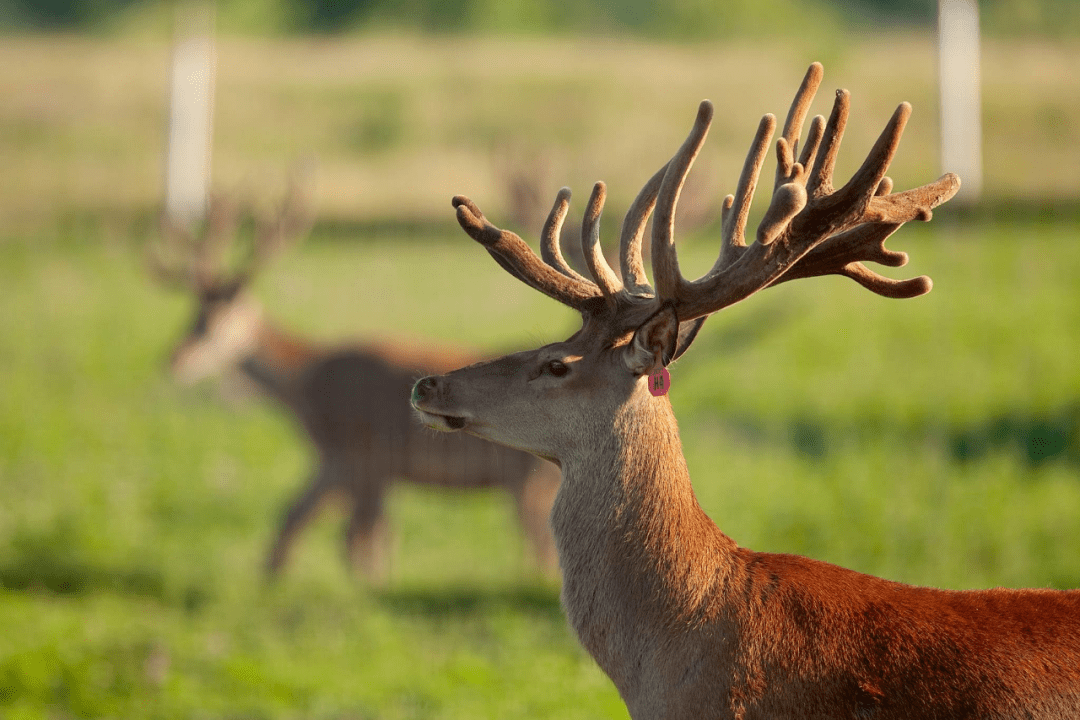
[2, 33, 1079, 719]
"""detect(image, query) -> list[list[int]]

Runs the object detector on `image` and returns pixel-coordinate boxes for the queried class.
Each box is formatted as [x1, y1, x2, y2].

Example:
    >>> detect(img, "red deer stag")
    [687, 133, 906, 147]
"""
[412, 63, 1080, 718]
[150, 184, 560, 580]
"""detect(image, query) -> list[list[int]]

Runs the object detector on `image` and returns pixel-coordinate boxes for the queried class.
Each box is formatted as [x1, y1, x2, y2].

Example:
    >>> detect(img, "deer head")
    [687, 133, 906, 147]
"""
[411, 62, 960, 465]
[148, 178, 312, 384]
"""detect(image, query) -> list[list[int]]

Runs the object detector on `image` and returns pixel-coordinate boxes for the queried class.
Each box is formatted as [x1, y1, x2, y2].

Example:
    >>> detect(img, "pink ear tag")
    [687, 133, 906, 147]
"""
[648, 367, 671, 397]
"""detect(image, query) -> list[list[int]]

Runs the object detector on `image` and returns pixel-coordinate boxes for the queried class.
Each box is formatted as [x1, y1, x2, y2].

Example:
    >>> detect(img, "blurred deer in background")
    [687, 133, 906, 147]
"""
[149, 180, 560, 580]
[413, 63, 1080, 718]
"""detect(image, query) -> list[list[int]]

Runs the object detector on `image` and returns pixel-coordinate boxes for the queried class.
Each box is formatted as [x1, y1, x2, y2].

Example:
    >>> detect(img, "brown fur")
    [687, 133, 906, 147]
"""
[412, 64, 1080, 717]
[415, 334, 1080, 718]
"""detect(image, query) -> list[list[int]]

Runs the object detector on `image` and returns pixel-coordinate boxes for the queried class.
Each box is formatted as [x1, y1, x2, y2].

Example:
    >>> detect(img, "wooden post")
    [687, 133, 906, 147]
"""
[938, 0, 983, 203]
[164, 3, 215, 225]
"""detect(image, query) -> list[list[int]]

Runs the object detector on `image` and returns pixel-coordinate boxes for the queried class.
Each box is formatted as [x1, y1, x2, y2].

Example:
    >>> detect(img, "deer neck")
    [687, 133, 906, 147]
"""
[551, 390, 740, 688]
[239, 318, 322, 408]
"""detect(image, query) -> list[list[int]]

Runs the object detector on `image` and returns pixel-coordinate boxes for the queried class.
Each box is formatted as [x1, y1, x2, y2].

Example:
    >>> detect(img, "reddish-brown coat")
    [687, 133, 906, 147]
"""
[411, 63, 1080, 718]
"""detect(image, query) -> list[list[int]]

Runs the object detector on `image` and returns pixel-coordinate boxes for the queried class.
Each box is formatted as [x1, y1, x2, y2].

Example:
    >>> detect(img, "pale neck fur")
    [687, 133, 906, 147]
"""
[551, 387, 741, 706]
[239, 315, 324, 409]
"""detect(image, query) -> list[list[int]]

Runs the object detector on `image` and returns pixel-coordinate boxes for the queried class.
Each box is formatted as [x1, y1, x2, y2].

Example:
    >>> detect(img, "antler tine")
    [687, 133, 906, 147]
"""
[618, 163, 667, 294]
[280, 168, 316, 240]
[775, 62, 824, 190]
[806, 89, 850, 199]
[827, 102, 911, 222]
[148, 199, 236, 291]
[714, 113, 776, 274]
[238, 174, 314, 282]
[712, 63, 823, 278]
[771, 220, 928, 294]
[147, 210, 196, 289]
[541, 187, 591, 284]
[796, 102, 961, 233]
[453, 195, 604, 313]
[840, 262, 932, 298]
[777, 221, 904, 276]
[652, 100, 714, 302]
[769, 170, 959, 298]
[147, 230, 196, 289]
[759, 96, 960, 299]
[865, 172, 961, 224]
[189, 193, 240, 286]
[797, 115, 826, 179]
[581, 181, 623, 299]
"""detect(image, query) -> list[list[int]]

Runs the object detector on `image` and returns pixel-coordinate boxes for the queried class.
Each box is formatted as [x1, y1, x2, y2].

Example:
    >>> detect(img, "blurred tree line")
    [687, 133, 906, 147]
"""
[0, 0, 1077, 36]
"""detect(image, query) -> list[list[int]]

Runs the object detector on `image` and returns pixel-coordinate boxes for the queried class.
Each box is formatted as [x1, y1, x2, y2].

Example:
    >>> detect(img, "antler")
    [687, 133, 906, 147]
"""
[650, 63, 961, 320]
[147, 192, 240, 290]
[453, 194, 606, 314]
[240, 171, 314, 283]
[147, 171, 313, 291]
[452, 63, 960, 331]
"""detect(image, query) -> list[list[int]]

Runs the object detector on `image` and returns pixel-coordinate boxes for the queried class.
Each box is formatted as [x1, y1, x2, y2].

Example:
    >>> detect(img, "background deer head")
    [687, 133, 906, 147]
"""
[148, 176, 312, 384]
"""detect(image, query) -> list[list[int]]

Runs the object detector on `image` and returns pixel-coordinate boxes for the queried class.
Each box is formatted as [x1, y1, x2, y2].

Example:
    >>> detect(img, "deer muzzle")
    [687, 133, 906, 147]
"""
[411, 376, 468, 431]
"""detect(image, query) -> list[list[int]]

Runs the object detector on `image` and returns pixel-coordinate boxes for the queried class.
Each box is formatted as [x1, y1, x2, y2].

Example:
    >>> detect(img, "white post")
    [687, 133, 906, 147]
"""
[164, 4, 216, 225]
[937, 0, 983, 203]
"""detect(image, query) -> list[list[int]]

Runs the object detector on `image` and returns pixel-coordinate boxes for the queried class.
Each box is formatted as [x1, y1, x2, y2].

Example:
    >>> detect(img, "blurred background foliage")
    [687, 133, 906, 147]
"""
[2, 0, 1080, 37]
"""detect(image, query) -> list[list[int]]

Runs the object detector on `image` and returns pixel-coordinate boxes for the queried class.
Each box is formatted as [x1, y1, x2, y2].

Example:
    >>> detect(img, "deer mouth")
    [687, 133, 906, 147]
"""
[414, 408, 468, 432]
[411, 377, 470, 431]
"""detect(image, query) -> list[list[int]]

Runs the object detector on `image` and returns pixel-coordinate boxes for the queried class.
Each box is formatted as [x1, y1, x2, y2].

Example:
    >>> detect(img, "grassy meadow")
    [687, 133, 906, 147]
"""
[2, 32, 1080, 718]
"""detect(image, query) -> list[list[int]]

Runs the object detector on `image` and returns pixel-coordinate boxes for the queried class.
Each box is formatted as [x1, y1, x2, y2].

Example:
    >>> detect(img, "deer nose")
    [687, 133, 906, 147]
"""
[411, 376, 438, 405]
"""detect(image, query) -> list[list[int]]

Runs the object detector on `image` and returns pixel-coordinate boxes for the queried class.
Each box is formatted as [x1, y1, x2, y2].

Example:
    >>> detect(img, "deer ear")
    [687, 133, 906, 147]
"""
[624, 304, 680, 376]
[672, 316, 707, 361]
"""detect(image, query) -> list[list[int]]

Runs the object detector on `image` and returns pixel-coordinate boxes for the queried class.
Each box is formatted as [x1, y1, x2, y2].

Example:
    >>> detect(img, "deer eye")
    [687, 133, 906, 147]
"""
[545, 360, 569, 377]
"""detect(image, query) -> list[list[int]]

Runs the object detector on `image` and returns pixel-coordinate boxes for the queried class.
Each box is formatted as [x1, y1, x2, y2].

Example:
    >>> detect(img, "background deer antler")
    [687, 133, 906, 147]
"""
[147, 168, 314, 291]
[147, 192, 240, 290]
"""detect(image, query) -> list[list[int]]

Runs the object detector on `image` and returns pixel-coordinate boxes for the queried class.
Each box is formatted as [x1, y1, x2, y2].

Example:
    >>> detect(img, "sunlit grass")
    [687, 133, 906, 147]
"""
[2, 210, 1080, 717]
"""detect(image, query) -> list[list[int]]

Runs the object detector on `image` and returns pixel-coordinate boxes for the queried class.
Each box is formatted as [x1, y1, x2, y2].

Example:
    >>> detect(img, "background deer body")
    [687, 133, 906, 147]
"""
[152, 193, 560, 578]
[412, 63, 1080, 718]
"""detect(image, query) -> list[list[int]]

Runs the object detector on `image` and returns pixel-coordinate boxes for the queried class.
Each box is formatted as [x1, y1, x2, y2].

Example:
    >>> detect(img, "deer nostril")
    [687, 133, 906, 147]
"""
[411, 376, 437, 404]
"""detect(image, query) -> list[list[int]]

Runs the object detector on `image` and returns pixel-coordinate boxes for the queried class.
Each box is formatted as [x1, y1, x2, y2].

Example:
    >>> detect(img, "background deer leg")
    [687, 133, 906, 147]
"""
[344, 478, 390, 583]
[265, 462, 333, 577]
